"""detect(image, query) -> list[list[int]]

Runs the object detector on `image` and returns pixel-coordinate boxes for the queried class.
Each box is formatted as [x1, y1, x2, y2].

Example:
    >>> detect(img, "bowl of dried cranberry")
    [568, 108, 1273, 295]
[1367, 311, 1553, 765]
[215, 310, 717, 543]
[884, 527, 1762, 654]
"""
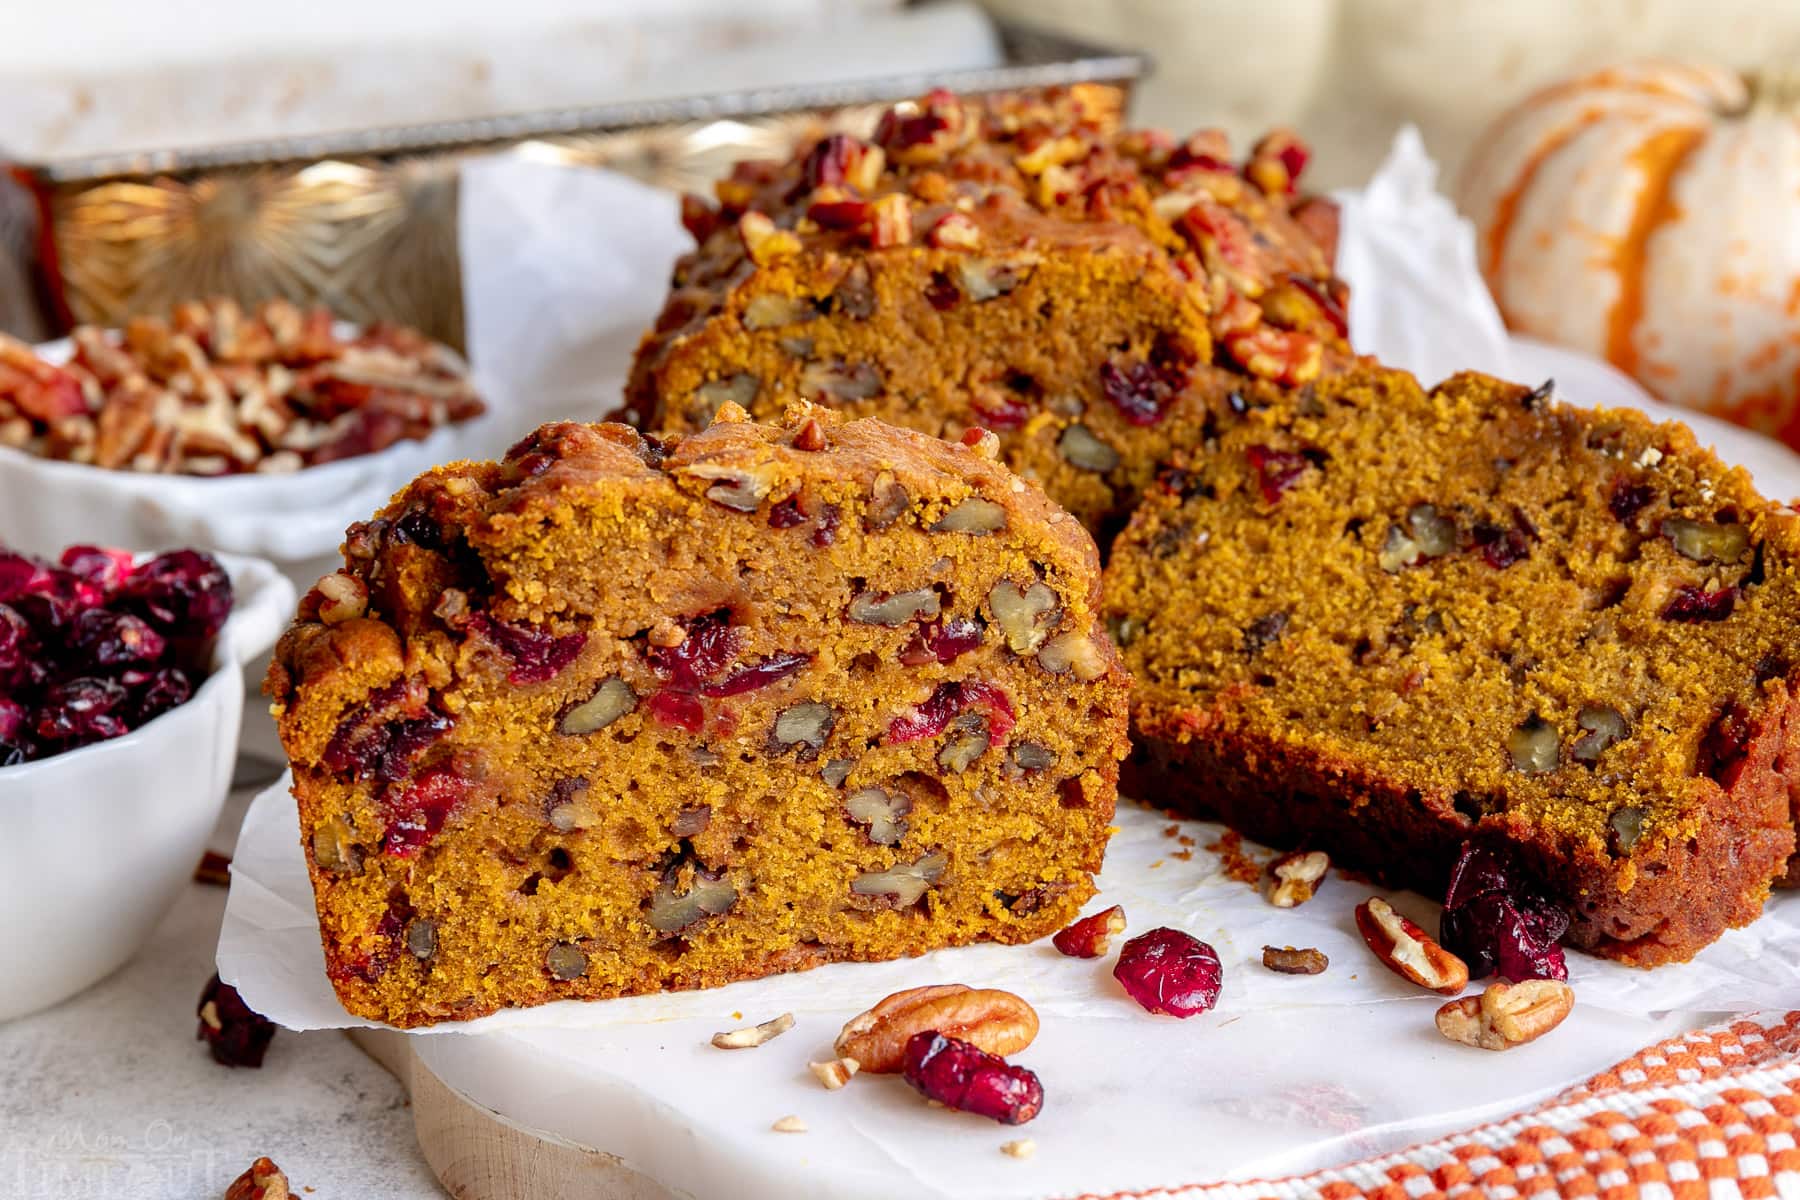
[0, 543, 294, 1021]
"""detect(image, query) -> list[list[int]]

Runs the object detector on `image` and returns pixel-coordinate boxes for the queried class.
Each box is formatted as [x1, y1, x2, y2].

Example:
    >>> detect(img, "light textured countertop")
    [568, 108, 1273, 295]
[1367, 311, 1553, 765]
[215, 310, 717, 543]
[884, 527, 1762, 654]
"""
[0, 768, 444, 1200]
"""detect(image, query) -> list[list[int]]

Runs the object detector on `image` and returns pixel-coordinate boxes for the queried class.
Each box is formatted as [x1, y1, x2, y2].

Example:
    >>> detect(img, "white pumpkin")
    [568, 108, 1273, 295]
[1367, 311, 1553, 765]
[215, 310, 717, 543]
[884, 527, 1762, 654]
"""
[1458, 61, 1800, 446]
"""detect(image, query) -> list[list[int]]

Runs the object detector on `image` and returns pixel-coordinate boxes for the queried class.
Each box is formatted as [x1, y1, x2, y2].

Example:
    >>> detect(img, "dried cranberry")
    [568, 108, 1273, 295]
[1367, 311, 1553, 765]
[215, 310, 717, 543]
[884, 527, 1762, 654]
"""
[924, 271, 961, 311]
[700, 651, 810, 697]
[1168, 137, 1232, 174]
[121, 666, 194, 725]
[1472, 516, 1534, 570]
[468, 613, 586, 684]
[646, 610, 743, 691]
[1697, 700, 1754, 788]
[381, 766, 466, 857]
[503, 430, 562, 480]
[0, 603, 45, 692]
[811, 503, 842, 548]
[680, 193, 720, 243]
[887, 680, 1015, 744]
[1608, 477, 1654, 525]
[197, 974, 276, 1068]
[874, 89, 965, 160]
[900, 617, 985, 666]
[768, 497, 807, 529]
[11, 568, 104, 636]
[1113, 927, 1223, 1017]
[1100, 357, 1187, 426]
[1439, 844, 1569, 982]
[0, 551, 51, 604]
[1244, 445, 1311, 503]
[71, 607, 167, 670]
[322, 678, 453, 782]
[35, 676, 130, 747]
[1663, 585, 1736, 622]
[973, 389, 1032, 431]
[901, 1032, 1043, 1125]
[0, 696, 26, 745]
[646, 689, 706, 732]
[1251, 132, 1310, 188]
[808, 198, 873, 230]
[58, 545, 136, 592]
[802, 134, 863, 190]
[392, 508, 445, 549]
[120, 550, 232, 638]
[0, 697, 32, 763]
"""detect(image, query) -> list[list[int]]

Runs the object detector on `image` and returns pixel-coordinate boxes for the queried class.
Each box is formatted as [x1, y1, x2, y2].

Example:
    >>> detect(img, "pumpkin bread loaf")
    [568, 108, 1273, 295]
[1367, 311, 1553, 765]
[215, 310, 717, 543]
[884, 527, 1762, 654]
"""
[267, 404, 1129, 1026]
[1106, 366, 1800, 965]
[626, 86, 1348, 533]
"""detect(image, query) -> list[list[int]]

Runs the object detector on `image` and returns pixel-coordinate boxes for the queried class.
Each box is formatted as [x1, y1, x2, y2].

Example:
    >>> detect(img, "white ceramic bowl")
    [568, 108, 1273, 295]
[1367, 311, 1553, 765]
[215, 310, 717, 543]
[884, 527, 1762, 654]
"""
[0, 551, 294, 1022]
[0, 416, 493, 598]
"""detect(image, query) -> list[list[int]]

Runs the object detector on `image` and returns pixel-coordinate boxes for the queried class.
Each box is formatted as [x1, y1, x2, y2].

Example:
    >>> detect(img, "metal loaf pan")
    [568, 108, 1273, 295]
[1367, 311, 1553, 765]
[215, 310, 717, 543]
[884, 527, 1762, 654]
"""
[0, 22, 1146, 350]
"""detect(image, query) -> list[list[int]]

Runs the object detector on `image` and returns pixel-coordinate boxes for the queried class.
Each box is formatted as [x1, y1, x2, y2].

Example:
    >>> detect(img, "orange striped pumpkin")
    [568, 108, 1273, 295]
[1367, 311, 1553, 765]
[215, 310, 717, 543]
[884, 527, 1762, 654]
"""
[1458, 62, 1800, 447]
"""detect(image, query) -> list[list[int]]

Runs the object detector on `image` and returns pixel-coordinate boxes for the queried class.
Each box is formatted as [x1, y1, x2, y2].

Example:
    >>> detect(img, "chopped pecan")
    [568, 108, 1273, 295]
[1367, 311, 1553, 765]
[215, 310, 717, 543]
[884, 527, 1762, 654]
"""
[1267, 850, 1328, 908]
[711, 1011, 795, 1049]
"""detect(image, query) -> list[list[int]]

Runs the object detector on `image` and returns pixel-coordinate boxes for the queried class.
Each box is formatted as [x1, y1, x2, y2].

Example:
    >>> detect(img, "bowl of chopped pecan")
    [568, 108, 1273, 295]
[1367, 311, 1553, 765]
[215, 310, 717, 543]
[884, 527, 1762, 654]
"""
[0, 298, 490, 596]
[0, 543, 293, 1021]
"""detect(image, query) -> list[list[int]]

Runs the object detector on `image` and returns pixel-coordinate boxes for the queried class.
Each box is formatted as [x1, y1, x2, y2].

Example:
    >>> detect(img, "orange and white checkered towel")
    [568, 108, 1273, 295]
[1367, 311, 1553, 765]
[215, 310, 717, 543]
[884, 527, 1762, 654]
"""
[1066, 1013, 1800, 1200]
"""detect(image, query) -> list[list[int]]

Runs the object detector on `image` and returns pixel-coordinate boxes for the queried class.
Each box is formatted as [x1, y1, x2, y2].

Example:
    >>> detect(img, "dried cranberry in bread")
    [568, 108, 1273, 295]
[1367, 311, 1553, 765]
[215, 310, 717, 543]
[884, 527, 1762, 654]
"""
[627, 86, 1346, 533]
[267, 404, 1127, 1026]
[1106, 367, 1800, 965]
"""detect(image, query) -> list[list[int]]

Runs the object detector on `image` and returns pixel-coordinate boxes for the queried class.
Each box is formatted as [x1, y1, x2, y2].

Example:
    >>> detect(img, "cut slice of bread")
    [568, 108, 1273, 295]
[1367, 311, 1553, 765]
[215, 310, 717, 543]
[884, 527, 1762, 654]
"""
[267, 405, 1128, 1026]
[1106, 366, 1800, 965]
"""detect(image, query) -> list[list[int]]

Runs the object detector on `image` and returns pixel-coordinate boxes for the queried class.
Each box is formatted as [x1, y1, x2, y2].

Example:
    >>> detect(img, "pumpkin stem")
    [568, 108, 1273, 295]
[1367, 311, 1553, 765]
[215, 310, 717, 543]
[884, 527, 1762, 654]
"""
[1745, 66, 1800, 113]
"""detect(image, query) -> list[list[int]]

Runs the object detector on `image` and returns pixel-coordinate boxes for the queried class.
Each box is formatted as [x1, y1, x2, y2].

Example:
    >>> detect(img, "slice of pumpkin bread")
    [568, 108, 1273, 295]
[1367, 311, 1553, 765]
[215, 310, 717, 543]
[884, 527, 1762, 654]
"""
[626, 86, 1346, 534]
[1106, 366, 1800, 965]
[267, 404, 1128, 1026]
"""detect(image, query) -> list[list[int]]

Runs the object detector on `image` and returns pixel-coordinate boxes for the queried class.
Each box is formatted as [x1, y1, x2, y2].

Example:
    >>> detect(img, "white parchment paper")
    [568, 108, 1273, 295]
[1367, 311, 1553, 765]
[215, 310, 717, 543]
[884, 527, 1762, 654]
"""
[218, 130, 1800, 1196]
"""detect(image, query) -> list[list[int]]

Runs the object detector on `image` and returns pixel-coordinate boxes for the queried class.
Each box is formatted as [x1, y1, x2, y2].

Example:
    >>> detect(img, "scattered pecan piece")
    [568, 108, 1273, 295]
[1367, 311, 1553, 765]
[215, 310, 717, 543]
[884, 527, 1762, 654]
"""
[1435, 979, 1575, 1050]
[1267, 850, 1328, 908]
[711, 1011, 796, 1049]
[224, 1157, 290, 1200]
[809, 1056, 860, 1089]
[1261, 945, 1328, 975]
[1355, 897, 1469, 994]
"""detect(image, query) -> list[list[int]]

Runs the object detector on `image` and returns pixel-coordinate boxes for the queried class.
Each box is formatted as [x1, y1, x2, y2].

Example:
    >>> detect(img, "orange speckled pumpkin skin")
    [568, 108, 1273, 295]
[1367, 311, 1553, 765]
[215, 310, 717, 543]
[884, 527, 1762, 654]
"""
[1458, 61, 1800, 448]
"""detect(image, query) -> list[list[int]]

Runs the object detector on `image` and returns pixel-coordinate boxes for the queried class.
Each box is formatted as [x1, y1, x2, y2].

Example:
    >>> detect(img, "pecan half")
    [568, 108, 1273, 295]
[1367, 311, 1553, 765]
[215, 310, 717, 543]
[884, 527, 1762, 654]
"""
[834, 984, 1037, 1074]
[1355, 897, 1468, 994]
[1435, 979, 1574, 1050]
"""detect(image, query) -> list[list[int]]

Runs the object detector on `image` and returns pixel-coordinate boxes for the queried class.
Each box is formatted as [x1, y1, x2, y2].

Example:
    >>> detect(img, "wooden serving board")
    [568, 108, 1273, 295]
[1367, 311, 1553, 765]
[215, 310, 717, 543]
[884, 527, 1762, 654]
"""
[349, 1029, 677, 1200]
